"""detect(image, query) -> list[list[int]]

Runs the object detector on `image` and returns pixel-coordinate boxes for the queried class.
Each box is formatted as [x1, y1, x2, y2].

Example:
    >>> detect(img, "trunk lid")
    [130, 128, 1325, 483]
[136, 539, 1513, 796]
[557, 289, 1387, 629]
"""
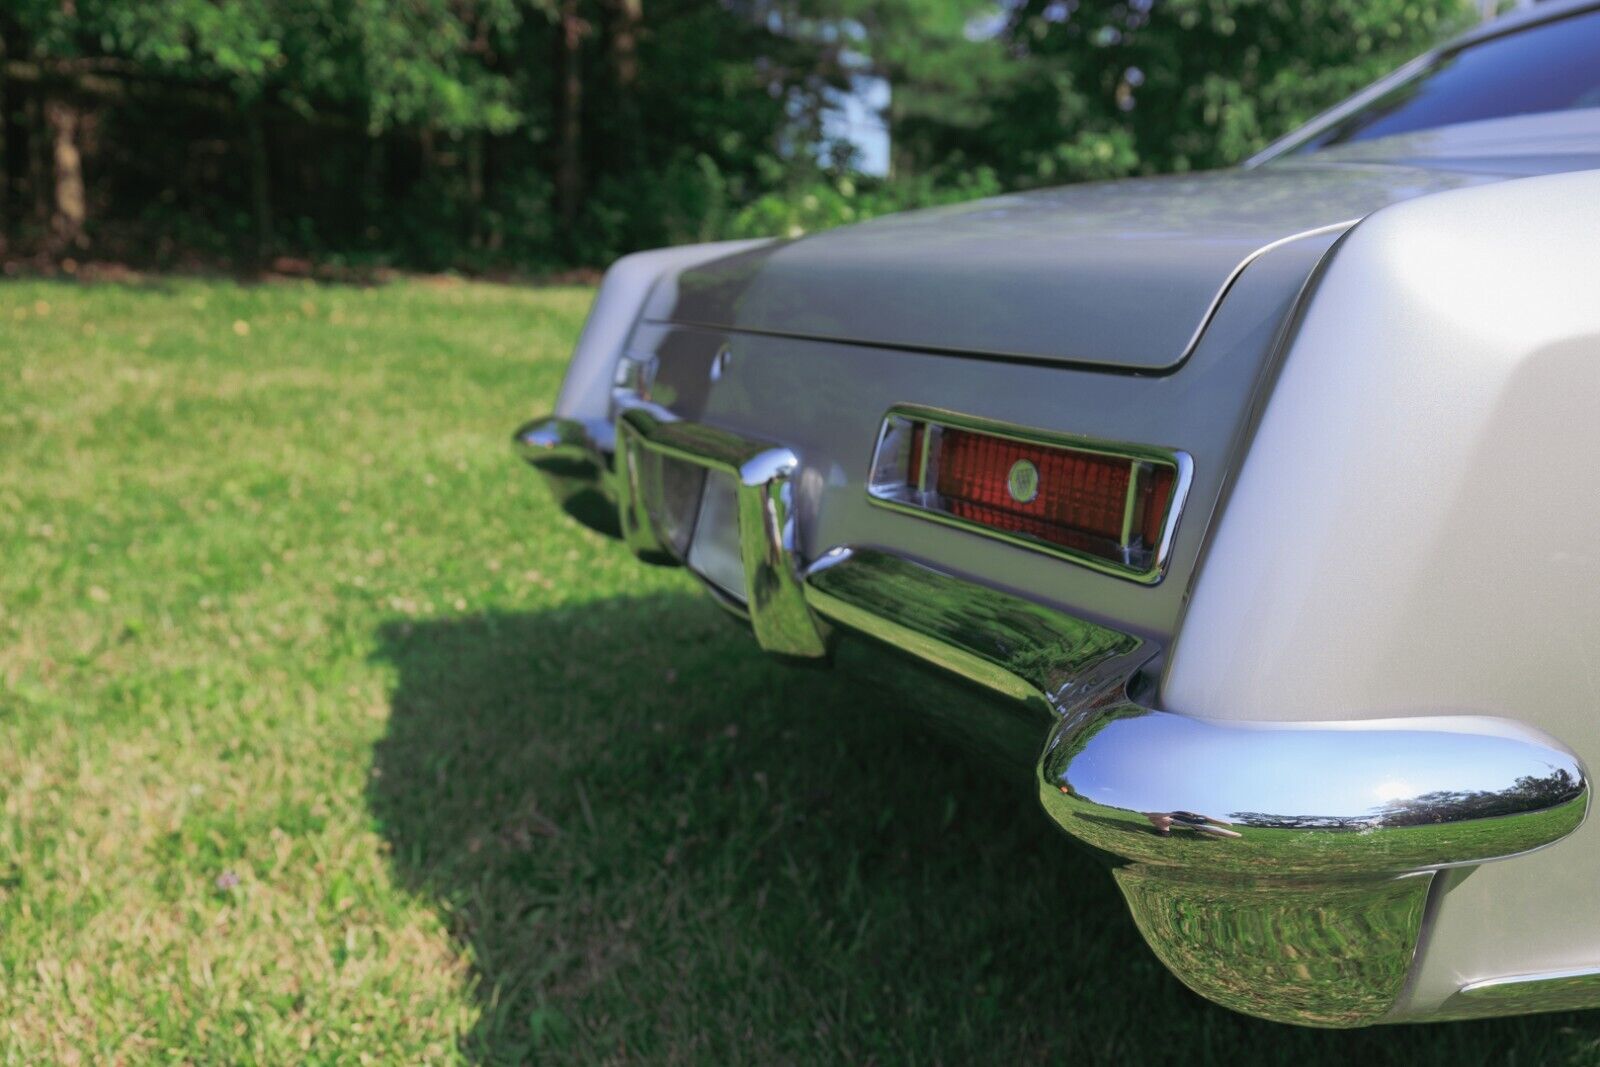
[648, 164, 1486, 371]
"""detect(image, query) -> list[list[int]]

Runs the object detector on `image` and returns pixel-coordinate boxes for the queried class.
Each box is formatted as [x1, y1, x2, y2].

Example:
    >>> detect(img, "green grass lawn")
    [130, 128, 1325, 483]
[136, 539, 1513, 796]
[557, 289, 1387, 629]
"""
[5, 277, 1600, 1064]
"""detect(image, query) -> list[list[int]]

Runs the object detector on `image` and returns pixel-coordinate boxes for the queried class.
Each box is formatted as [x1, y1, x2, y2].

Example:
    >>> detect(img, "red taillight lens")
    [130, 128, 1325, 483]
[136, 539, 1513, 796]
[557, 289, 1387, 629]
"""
[934, 429, 1132, 553]
[871, 413, 1184, 579]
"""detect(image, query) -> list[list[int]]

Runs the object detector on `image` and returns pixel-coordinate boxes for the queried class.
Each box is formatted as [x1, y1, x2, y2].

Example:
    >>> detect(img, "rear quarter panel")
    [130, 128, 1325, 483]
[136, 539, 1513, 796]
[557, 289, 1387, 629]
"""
[1164, 169, 1600, 1017]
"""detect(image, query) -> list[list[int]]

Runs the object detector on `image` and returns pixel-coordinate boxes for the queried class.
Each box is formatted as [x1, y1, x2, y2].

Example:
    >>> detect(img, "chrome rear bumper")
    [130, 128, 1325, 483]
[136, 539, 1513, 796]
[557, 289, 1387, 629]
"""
[515, 410, 1589, 1027]
[514, 416, 619, 538]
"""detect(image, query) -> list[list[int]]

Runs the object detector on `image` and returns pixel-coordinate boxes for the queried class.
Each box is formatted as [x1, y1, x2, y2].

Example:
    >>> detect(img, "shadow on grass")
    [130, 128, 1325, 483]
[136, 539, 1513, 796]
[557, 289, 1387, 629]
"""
[369, 592, 1599, 1066]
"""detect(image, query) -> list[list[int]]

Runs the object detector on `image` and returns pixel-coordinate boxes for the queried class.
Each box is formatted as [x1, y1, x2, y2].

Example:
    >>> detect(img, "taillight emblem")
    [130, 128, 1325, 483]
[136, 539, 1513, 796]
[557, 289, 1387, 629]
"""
[866, 407, 1191, 584]
[1006, 459, 1039, 504]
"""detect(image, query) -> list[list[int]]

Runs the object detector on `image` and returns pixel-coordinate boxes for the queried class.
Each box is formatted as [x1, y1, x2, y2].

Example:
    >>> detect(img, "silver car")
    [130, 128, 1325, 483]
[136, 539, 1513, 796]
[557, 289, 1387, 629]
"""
[516, 0, 1600, 1028]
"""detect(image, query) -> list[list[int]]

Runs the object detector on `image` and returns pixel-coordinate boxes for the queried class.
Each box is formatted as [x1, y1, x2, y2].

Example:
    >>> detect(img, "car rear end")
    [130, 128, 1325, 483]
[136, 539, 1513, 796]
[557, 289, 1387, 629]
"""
[515, 148, 1600, 1025]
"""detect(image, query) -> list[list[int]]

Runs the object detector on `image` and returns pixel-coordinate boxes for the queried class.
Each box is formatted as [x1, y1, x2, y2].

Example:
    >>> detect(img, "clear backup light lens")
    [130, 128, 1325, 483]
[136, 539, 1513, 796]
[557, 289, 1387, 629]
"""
[867, 414, 930, 499]
[686, 470, 747, 601]
[638, 450, 706, 560]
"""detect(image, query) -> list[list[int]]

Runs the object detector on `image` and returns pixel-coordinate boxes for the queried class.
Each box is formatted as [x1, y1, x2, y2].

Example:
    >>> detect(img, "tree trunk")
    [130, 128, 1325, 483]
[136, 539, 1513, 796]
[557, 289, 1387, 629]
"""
[466, 130, 484, 250]
[0, 34, 9, 252]
[556, 0, 586, 226]
[363, 133, 383, 245]
[43, 95, 85, 250]
[607, 0, 643, 173]
[246, 107, 271, 269]
[884, 85, 904, 180]
[418, 126, 435, 184]
[611, 0, 641, 91]
[26, 98, 48, 237]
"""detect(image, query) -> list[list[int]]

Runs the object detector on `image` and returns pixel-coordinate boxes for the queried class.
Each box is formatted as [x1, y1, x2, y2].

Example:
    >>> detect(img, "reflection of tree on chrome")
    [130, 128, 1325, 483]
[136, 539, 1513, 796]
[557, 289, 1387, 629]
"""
[1376, 768, 1583, 828]
[1144, 811, 1243, 839]
[1223, 768, 1587, 832]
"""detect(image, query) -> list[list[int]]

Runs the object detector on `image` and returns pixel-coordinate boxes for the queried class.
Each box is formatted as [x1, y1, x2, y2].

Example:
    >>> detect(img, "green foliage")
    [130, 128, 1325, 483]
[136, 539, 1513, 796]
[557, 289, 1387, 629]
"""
[989, 0, 1473, 179]
[14, 0, 282, 89]
[726, 165, 1004, 238]
[2, 0, 1473, 268]
[11, 0, 528, 124]
[777, 0, 1468, 190]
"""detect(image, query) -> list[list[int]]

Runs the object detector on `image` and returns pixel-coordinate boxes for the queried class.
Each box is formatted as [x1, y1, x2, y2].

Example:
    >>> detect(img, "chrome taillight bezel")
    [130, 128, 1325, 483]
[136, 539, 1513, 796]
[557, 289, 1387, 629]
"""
[865, 405, 1193, 585]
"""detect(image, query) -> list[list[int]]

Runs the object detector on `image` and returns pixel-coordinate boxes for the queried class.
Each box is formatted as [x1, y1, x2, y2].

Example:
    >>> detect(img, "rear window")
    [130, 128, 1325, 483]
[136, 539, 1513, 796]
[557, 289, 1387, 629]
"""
[1293, 7, 1600, 154]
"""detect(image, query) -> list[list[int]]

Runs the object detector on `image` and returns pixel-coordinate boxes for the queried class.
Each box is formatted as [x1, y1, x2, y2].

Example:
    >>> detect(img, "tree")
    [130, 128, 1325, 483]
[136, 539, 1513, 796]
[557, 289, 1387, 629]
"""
[3, 0, 530, 258]
[0, 0, 1478, 269]
[989, 0, 1473, 184]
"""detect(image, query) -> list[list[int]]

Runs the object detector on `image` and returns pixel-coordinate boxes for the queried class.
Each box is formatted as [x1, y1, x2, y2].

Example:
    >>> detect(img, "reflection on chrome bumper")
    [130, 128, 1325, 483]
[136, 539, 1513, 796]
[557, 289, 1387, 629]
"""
[1045, 712, 1583, 1026]
[515, 412, 1590, 1027]
[513, 416, 619, 538]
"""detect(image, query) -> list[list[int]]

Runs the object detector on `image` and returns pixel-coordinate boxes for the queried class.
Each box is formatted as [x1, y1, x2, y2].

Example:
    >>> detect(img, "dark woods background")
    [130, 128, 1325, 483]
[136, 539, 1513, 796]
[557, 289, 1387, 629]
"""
[1, 0, 1471, 274]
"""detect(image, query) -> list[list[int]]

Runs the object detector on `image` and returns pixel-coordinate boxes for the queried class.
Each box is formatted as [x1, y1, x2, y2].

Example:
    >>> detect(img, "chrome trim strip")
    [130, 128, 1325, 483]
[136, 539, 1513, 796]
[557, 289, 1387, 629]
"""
[1118, 458, 1139, 549]
[865, 405, 1195, 584]
[1173, 219, 1357, 362]
[802, 546, 1590, 1027]
[915, 423, 933, 493]
[614, 404, 829, 659]
[1440, 965, 1600, 1019]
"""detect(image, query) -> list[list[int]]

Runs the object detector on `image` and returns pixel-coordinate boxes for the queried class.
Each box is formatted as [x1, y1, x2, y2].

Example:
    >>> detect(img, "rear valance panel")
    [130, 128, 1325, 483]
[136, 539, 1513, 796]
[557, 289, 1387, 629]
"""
[644, 166, 1478, 370]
